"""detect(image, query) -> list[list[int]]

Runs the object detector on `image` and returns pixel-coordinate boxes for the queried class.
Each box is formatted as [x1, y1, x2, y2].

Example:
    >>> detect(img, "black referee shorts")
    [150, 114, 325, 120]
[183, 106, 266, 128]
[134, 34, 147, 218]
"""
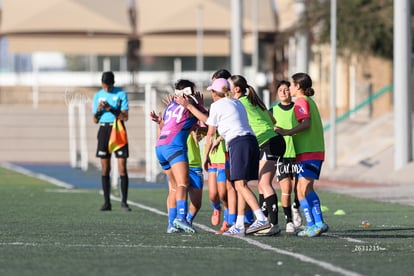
[96, 124, 129, 159]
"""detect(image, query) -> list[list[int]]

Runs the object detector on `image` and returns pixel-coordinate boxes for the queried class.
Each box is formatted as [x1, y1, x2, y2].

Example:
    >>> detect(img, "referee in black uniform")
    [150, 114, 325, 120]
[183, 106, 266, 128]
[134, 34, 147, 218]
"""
[92, 71, 131, 211]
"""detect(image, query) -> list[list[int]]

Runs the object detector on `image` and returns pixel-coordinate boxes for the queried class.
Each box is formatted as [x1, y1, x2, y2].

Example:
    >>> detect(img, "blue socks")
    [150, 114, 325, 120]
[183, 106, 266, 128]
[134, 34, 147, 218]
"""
[211, 201, 221, 211]
[168, 207, 177, 227]
[244, 209, 254, 224]
[176, 200, 188, 220]
[228, 212, 236, 226]
[299, 198, 315, 227]
[300, 191, 324, 227]
[307, 191, 324, 225]
[186, 212, 195, 224]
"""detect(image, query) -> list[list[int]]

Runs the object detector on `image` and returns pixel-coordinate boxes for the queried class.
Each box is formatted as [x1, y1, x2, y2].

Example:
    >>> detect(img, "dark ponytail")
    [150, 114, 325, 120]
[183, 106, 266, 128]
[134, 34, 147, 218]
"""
[291, 73, 314, 96]
[230, 75, 267, 110]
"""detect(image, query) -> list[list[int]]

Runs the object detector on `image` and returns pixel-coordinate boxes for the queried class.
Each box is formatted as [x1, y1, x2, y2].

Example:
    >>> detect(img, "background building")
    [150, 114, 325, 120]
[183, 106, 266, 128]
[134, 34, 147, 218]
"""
[0, 0, 412, 184]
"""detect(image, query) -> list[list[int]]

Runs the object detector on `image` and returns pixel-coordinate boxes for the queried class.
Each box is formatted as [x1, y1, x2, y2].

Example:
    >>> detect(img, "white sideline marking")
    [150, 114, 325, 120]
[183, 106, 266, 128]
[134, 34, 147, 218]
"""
[45, 189, 94, 194]
[2, 163, 363, 276]
[0, 162, 74, 189]
[0, 242, 244, 250]
[324, 233, 365, 243]
[118, 197, 363, 276]
[240, 238, 362, 276]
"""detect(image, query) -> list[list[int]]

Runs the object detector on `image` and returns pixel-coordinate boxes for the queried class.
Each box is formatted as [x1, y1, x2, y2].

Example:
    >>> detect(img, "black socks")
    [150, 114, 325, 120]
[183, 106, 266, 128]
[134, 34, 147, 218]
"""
[120, 175, 129, 204]
[101, 175, 110, 204]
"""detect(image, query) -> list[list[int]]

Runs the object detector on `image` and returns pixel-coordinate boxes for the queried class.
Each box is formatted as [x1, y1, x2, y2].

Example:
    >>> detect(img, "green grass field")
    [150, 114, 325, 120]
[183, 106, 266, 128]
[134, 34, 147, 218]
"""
[0, 167, 413, 276]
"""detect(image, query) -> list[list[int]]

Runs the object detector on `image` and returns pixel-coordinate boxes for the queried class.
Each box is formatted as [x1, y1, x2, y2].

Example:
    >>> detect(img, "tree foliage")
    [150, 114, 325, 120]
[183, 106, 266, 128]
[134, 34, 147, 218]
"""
[305, 0, 398, 60]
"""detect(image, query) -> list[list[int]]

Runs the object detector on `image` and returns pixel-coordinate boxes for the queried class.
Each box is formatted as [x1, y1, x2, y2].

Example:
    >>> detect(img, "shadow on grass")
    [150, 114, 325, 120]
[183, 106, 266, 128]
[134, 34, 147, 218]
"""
[340, 227, 414, 239]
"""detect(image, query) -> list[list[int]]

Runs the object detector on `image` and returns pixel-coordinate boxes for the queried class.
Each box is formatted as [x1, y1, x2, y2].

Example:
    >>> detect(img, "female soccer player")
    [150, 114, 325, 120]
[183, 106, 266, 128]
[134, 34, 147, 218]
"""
[275, 73, 329, 237]
[229, 75, 286, 236]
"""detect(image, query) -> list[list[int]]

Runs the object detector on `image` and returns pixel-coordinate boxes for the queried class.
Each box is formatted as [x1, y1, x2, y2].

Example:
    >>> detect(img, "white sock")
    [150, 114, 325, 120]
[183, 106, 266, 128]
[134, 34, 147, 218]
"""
[254, 209, 267, 221]
[235, 215, 245, 229]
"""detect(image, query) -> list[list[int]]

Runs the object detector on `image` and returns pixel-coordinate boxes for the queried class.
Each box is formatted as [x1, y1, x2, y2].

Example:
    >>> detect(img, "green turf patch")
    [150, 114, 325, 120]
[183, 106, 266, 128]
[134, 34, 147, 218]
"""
[0, 167, 413, 276]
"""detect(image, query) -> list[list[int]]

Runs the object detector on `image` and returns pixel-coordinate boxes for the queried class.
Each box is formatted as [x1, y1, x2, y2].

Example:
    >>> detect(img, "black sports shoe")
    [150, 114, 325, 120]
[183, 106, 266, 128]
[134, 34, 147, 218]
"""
[100, 203, 112, 211]
[121, 203, 131, 212]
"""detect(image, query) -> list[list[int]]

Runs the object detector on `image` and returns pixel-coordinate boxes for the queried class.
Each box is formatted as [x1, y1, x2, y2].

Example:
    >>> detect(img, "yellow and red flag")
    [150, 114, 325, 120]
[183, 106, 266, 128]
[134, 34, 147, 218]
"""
[108, 119, 128, 153]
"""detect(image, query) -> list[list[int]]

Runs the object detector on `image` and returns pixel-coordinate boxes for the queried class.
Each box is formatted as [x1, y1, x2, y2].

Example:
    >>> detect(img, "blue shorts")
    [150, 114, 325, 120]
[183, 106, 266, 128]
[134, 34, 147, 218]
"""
[207, 167, 227, 183]
[295, 160, 323, 180]
[228, 135, 259, 181]
[155, 144, 188, 170]
[166, 167, 203, 189]
[189, 167, 204, 189]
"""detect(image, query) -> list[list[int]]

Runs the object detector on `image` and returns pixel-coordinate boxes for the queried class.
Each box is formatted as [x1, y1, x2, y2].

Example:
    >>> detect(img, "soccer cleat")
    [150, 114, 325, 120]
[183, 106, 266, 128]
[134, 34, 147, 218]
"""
[222, 225, 245, 237]
[166, 225, 182, 234]
[121, 203, 131, 212]
[173, 218, 196, 234]
[285, 222, 296, 233]
[296, 225, 322, 237]
[254, 224, 281, 236]
[292, 206, 303, 228]
[245, 219, 271, 234]
[211, 209, 221, 226]
[215, 221, 230, 235]
[317, 222, 329, 234]
[100, 203, 112, 211]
